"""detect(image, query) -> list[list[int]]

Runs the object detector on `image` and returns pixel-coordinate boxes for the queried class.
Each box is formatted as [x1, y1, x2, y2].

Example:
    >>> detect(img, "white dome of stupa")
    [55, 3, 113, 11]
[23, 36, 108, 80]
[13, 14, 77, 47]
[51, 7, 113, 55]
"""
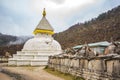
[23, 37, 61, 51]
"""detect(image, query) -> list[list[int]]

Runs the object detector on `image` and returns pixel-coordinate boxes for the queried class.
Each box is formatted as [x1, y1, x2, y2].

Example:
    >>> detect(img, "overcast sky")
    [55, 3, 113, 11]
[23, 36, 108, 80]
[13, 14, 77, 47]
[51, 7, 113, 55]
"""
[0, 0, 120, 36]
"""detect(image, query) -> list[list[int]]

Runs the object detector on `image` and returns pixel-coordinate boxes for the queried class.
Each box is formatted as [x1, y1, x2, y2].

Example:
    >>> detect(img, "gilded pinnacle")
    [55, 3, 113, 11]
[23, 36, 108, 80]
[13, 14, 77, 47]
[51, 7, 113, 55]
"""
[42, 8, 46, 17]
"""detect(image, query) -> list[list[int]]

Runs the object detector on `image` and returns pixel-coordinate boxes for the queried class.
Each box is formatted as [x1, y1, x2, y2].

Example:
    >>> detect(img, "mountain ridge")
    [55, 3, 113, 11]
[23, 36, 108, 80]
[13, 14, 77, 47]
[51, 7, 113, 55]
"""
[53, 5, 120, 49]
[0, 33, 32, 46]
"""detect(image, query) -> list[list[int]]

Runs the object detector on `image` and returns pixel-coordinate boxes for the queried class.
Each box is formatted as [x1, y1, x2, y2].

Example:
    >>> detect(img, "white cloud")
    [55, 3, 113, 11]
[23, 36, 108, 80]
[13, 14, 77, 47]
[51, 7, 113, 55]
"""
[29, 0, 99, 32]
[0, 15, 23, 36]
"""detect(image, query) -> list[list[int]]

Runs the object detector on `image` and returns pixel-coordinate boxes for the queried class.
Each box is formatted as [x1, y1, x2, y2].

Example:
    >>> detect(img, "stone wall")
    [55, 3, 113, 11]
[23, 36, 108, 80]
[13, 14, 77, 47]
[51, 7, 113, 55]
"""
[48, 56, 120, 80]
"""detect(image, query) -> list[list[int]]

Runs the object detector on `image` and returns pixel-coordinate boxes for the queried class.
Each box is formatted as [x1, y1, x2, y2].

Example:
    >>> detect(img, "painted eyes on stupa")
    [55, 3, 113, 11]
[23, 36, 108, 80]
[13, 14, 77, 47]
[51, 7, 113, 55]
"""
[45, 41, 49, 44]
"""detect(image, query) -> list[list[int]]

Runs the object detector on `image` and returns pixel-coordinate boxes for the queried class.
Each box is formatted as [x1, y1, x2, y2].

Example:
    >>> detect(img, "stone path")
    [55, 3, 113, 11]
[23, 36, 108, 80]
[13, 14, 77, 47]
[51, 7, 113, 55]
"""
[0, 67, 64, 80]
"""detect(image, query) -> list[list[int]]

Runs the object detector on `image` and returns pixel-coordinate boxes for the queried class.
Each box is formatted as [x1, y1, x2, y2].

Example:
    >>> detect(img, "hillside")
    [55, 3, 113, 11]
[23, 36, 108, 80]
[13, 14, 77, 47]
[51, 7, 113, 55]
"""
[0, 33, 17, 46]
[0, 33, 31, 56]
[54, 5, 120, 49]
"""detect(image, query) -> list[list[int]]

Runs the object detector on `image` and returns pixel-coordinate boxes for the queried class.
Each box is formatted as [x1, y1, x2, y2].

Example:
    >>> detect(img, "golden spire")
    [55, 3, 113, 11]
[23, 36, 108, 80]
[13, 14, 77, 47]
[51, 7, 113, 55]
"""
[42, 8, 46, 17]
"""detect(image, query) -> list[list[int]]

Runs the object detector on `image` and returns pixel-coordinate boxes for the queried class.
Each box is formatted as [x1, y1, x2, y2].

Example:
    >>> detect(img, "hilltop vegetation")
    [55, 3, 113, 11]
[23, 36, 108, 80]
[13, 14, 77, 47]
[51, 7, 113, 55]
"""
[54, 5, 120, 49]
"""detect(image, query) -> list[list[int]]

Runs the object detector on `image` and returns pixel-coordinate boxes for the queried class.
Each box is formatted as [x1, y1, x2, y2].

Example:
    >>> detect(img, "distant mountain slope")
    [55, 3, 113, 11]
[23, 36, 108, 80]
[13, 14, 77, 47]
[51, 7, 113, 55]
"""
[0, 33, 17, 46]
[54, 5, 120, 49]
[0, 33, 31, 46]
[0, 33, 32, 56]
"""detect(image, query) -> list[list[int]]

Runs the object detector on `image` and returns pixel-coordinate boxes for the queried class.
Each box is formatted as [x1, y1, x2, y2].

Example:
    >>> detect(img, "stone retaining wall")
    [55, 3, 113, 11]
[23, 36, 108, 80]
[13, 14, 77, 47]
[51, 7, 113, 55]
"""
[48, 56, 120, 80]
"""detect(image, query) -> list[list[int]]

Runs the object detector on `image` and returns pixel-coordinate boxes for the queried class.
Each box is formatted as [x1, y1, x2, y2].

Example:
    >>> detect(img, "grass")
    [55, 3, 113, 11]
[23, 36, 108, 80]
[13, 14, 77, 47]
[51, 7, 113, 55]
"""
[44, 66, 84, 80]
[23, 66, 36, 71]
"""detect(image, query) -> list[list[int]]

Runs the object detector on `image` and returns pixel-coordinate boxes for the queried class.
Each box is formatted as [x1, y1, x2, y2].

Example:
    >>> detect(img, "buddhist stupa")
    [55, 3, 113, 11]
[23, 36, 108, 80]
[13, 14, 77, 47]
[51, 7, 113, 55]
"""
[8, 8, 62, 66]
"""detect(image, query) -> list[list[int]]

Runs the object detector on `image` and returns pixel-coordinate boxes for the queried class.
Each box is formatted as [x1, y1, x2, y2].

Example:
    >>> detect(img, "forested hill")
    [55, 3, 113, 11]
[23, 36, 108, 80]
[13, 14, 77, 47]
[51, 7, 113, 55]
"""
[0, 33, 31, 56]
[0, 33, 31, 46]
[0, 33, 17, 46]
[54, 5, 120, 49]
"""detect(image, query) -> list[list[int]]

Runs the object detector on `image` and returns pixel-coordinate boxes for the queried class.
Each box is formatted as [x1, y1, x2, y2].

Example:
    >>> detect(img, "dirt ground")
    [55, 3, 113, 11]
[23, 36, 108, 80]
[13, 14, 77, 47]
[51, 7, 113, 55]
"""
[0, 66, 64, 80]
[0, 72, 12, 80]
